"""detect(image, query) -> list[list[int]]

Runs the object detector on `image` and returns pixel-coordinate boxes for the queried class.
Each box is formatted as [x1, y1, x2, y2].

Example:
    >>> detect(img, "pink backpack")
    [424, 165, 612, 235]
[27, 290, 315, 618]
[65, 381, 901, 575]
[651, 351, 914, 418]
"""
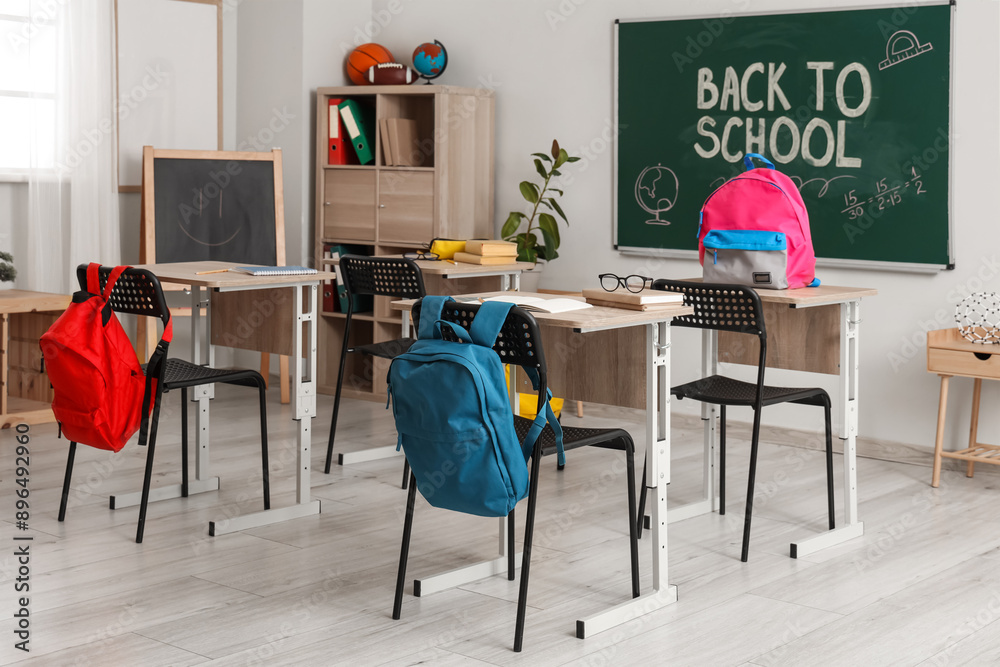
[698, 154, 819, 289]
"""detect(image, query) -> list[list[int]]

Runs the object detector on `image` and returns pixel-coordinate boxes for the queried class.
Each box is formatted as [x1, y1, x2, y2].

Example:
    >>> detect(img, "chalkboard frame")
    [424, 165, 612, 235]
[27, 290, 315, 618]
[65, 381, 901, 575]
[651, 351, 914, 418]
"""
[613, 3, 955, 272]
[139, 147, 286, 272]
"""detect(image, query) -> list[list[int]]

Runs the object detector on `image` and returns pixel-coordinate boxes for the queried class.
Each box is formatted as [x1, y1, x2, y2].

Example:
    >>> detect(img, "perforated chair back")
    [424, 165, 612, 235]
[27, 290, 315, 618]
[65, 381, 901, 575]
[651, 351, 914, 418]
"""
[411, 299, 546, 378]
[75, 264, 170, 330]
[341, 255, 426, 300]
[651, 279, 766, 338]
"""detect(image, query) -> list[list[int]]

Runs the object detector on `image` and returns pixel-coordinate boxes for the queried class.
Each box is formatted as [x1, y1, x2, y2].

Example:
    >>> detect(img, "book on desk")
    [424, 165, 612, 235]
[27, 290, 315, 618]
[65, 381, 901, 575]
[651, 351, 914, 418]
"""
[230, 266, 318, 276]
[482, 294, 592, 314]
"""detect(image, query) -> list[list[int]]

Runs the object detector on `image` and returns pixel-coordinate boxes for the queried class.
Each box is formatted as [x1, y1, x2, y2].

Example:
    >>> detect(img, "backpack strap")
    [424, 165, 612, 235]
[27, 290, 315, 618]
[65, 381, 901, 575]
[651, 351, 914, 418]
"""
[417, 295, 453, 340]
[467, 301, 514, 348]
[743, 153, 775, 171]
[518, 366, 565, 467]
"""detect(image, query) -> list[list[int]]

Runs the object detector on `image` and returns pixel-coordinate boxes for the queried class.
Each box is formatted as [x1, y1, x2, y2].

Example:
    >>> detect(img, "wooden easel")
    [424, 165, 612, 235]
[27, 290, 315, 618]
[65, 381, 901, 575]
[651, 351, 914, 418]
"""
[138, 146, 290, 403]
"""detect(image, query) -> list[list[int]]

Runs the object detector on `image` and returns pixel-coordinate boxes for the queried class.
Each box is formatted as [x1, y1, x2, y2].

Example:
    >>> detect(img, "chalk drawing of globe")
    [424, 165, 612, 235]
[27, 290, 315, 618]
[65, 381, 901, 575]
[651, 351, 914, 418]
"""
[635, 164, 679, 226]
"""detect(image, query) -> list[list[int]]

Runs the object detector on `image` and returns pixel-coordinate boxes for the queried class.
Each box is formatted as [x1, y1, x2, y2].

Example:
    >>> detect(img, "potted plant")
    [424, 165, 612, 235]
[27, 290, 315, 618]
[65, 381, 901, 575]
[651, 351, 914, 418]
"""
[0, 252, 16, 285]
[501, 139, 580, 264]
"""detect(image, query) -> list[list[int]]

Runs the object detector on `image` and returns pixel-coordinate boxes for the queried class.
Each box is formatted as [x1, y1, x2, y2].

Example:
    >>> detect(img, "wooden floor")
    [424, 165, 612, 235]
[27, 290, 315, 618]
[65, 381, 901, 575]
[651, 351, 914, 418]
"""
[3, 386, 1000, 666]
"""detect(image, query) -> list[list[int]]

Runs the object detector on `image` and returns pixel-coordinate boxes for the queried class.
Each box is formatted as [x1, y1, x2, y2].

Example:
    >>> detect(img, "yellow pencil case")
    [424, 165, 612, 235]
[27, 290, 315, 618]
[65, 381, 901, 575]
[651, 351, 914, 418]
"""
[429, 238, 466, 259]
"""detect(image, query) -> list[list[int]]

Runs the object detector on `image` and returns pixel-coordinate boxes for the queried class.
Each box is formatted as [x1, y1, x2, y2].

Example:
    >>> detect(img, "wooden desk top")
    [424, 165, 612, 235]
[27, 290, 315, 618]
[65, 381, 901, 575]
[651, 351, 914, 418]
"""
[411, 258, 535, 276]
[135, 261, 331, 289]
[394, 291, 694, 333]
[0, 289, 71, 314]
[682, 279, 877, 307]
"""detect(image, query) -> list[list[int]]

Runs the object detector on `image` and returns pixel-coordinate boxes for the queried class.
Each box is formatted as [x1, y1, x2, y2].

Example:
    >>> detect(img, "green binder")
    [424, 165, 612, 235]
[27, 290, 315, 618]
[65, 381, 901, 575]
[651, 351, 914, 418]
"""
[338, 99, 375, 165]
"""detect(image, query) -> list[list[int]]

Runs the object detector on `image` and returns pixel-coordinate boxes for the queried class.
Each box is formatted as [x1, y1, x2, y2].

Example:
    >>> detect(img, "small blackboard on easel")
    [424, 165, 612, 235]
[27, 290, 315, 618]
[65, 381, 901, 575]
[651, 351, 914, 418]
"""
[140, 147, 285, 268]
[139, 146, 290, 401]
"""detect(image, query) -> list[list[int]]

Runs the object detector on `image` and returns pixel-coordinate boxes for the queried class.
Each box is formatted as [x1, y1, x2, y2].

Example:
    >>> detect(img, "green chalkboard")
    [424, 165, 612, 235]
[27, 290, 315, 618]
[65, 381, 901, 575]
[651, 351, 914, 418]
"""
[615, 3, 953, 269]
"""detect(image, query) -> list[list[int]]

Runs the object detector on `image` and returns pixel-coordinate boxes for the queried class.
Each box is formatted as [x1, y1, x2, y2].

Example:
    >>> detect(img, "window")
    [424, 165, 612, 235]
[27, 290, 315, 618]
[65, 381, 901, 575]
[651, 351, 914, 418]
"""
[0, 2, 58, 171]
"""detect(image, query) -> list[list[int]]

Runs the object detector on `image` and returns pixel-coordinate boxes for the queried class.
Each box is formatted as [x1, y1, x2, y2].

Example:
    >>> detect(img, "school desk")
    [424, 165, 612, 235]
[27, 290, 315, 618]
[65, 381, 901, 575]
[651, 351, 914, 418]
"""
[0, 289, 71, 428]
[129, 261, 325, 533]
[393, 292, 694, 638]
[682, 282, 878, 558]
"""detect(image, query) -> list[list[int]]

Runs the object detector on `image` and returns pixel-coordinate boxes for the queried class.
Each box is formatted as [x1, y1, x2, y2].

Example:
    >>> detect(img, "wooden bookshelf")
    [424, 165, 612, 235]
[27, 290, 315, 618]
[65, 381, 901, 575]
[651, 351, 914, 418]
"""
[315, 85, 496, 400]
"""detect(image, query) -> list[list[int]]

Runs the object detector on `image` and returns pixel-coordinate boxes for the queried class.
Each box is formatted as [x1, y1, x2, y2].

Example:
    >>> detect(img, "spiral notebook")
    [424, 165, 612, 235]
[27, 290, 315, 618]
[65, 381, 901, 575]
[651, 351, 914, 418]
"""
[231, 266, 318, 276]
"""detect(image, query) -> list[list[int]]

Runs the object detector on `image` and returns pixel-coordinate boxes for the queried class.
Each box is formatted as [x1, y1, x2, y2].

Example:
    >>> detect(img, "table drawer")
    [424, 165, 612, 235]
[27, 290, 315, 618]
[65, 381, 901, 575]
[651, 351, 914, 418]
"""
[928, 346, 1000, 379]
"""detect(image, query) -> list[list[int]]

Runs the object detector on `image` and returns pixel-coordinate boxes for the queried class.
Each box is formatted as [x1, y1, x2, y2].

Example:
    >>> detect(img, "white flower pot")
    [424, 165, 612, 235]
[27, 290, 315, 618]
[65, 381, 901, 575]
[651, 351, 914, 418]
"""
[518, 260, 545, 292]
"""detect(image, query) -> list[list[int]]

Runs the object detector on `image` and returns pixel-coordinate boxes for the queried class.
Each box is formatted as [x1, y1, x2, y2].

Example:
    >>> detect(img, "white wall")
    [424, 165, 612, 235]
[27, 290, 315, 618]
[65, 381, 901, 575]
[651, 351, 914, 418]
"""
[361, 0, 1000, 451]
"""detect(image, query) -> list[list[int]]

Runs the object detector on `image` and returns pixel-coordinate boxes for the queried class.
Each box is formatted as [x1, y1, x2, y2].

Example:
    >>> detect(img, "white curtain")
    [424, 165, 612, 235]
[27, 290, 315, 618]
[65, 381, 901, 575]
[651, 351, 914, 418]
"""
[24, 0, 120, 294]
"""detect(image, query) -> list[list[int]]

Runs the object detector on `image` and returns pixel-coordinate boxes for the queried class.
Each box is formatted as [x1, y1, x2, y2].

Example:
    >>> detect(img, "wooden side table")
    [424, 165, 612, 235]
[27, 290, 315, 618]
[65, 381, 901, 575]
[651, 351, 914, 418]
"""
[927, 327, 1000, 487]
[0, 289, 70, 428]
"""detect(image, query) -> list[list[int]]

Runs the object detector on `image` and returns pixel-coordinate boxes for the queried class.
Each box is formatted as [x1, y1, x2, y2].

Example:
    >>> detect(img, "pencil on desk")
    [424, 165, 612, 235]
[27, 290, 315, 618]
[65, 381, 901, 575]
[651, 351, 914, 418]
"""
[195, 268, 231, 275]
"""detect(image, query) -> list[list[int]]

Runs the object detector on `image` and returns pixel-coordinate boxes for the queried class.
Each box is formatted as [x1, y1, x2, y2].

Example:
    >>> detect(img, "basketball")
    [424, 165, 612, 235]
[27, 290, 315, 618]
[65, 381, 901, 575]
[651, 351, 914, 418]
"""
[346, 43, 395, 85]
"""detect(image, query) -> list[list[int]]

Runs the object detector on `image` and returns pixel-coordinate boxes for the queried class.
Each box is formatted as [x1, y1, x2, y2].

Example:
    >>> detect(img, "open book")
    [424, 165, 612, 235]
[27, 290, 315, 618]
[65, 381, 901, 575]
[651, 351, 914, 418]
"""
[482, 294, 592, 314]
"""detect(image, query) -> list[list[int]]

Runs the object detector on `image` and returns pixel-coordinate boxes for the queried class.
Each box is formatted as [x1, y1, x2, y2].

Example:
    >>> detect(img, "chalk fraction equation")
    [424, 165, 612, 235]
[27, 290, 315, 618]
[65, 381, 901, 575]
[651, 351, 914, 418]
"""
[841, 167, 927, 220]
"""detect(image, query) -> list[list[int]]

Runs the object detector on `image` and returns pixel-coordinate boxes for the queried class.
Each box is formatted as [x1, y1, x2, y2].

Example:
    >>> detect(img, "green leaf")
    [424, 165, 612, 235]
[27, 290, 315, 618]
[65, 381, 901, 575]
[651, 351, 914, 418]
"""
[565, 156, 581, 163]
[548, 198, 568, 223]
[516, 233, 537, 263]
[501, 211, 524, 238]
[531, 152, 552, 163]
[534, 159, 548, 181]
[551, 169, 562, 177]
[538, 227, 558, 259]
[519, 181, 539, 204]
[554, 148, 568, 168]
[548, 188, 563, 195]
[538, 213, 560, 248]
[539, 199, 553, 211]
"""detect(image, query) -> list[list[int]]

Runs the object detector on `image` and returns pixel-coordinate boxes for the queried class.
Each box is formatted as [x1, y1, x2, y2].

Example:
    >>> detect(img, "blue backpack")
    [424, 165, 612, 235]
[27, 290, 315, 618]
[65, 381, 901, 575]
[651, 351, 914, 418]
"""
[387, 296, 563, 517]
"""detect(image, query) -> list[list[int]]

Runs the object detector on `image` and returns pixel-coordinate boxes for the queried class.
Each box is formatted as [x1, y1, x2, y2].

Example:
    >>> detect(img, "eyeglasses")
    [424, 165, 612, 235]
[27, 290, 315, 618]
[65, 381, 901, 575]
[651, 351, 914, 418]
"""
[599, 273, 652, 293]
[403, 251, 440, 261]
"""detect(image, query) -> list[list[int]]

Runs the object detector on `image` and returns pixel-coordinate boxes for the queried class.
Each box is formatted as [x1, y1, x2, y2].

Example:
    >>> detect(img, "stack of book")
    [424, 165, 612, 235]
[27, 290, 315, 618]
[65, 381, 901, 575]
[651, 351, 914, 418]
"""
[378, 118, 425, 166]
[453, 240, 520, 265]
[581, 288, 685, 311]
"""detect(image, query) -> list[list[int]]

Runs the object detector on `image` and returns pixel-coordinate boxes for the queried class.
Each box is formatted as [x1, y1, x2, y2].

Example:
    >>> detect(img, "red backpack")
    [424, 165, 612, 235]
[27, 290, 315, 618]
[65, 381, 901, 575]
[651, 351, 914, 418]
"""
[40, 265, 172, 452]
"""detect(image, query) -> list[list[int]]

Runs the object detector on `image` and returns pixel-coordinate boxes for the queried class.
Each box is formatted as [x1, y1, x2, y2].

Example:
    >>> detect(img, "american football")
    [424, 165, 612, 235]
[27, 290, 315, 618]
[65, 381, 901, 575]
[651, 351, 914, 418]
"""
[366, 62, 420, 85]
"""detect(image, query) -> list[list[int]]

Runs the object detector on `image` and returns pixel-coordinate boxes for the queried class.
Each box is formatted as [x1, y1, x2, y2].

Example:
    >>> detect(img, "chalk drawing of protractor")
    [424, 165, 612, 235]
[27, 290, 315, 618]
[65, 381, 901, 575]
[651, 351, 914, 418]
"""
[634, 164, 679, 226]
[879, 30, 933, 70]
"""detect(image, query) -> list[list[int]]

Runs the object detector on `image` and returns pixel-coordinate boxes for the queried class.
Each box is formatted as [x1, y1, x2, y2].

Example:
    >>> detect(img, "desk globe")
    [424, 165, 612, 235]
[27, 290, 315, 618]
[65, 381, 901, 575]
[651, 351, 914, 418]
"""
[413, 40, 448, 82]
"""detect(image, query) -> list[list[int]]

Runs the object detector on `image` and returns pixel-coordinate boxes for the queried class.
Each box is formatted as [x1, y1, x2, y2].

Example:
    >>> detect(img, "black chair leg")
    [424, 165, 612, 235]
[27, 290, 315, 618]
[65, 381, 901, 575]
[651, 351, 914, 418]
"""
[136, 390, 165, 544]
[180, 388, 189, 498]
[720, 405, 726, 516]
[508, 508, 516, 581]
[257, 379, 271, 510]
[741, 407, 764, 562]
[513, 447, 544, 652]
[392, 473, 418, 620]
[824, 399, 835, 530]
[58, 442, 77, 522]
[401, 460, 410, 490]
[325, 322, 353, 474]
[636, 455, 647, 540]
[624, 438, 640, 599]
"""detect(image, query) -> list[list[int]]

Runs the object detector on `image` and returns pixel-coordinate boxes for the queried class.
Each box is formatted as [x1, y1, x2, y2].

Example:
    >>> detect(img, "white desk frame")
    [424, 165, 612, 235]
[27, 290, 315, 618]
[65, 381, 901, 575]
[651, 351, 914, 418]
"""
[111, 265, 323, 534]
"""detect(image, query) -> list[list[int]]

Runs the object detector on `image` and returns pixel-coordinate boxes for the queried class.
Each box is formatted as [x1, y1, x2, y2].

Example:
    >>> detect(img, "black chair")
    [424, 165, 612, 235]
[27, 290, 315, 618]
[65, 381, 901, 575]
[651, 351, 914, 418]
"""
[57, 265, 270, 543]
[324, 256, 426, 480]
[392, 299, 640, 652]
[637, 279, 835, 562]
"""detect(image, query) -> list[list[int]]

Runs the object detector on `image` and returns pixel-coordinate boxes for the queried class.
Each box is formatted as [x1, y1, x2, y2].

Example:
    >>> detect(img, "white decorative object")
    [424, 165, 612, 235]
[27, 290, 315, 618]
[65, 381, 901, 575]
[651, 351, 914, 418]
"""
[955, 292, 1000, 344]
